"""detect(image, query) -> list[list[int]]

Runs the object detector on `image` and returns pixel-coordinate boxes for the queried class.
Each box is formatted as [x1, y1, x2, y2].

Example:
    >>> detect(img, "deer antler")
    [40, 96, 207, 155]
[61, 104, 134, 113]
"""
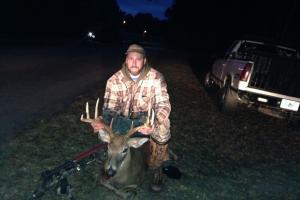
[145, 98, 155, 127]
[80, 98, 114, 137]
[80, 98, 100, 123]
[126, 106, 155, 138]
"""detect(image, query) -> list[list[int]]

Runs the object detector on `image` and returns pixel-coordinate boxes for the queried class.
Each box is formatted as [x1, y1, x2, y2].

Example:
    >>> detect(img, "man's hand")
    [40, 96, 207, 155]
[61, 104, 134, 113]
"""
[138, 125, 154, 135]
[91, 121, 105, 133]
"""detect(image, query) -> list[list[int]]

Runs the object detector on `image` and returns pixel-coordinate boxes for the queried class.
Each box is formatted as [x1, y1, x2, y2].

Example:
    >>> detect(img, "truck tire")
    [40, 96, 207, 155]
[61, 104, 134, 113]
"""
[219, 81, 238, 112]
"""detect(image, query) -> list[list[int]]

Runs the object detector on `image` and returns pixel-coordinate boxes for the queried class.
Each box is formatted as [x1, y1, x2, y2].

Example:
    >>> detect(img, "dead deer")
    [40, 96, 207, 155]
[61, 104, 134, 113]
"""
[80, 98, 154, 198]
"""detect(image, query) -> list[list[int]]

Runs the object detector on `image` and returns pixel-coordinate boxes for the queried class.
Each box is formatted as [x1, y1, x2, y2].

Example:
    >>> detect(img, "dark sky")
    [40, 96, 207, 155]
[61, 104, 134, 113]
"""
[1, 0, 299, 46]
[117, 0, 173, 19]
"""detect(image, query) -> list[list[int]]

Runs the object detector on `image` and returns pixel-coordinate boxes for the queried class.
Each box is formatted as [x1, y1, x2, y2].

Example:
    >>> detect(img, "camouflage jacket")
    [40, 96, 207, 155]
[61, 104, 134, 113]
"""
[102, 63, 171, 143]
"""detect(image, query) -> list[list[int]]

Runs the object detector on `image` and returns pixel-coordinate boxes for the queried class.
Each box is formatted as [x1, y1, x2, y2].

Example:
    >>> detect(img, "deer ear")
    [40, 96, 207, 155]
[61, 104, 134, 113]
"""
[98, 129, 111, 143]
[127, 138, 149, 148]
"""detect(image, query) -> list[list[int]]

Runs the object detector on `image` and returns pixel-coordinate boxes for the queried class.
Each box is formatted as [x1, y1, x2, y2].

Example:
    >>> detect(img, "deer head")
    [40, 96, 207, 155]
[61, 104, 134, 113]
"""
[81, 98, 154, 181]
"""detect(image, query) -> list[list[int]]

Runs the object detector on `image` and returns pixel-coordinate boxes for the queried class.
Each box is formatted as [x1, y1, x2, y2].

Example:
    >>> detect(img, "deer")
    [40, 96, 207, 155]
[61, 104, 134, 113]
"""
[80, 98, 155, 198]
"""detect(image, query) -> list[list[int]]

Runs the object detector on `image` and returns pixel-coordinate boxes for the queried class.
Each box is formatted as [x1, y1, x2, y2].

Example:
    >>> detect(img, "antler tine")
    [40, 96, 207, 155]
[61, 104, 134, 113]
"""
[126, 126, 141, 138]
[130, 121, 134, 130]
[80, 114, 94, 123]
[86, 102, 90, 119]
[146, 99, 152, 125]
[100, 118, 114, 138]
[94, 98, 99, 119]
[125, 121, 140, 138]
[150, 109, 155, 126]
[80, 100, 99, 123]
[109, 118, 114, 129]
[80, 101, 94, 123]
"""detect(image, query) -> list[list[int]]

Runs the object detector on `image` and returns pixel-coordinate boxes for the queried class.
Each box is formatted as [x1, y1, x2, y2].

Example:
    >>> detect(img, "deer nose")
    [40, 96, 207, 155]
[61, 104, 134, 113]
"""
[107, 167, 116, 177]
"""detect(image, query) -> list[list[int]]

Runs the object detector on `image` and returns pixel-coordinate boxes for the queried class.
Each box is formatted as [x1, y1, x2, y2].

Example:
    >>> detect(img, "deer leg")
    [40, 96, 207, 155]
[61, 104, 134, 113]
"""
[99, 179, 129, 199]
[119, 185, 138, 199]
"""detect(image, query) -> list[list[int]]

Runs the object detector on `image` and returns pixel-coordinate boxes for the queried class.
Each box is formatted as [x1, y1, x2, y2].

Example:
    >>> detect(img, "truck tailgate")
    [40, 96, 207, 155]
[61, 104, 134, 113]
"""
[249, 55, 300, 97]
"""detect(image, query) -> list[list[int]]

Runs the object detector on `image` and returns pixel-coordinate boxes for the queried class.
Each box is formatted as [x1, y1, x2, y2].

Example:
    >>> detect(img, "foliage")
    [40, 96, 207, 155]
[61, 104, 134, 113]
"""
[165, 0, 300, 50]
[0, 0, 123, 41]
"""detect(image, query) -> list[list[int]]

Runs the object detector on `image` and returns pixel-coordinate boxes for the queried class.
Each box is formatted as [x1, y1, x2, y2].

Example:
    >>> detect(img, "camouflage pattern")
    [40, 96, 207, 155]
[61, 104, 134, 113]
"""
[102, 63, 171, 143]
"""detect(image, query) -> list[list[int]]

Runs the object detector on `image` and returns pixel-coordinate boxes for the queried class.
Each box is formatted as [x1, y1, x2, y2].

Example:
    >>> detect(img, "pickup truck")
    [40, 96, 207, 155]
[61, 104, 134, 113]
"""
[205, 39, 300, 122]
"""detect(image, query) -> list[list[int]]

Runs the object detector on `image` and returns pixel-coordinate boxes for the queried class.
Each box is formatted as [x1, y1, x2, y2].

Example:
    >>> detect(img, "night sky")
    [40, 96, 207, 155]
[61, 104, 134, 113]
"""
[117, 0, 173, 19]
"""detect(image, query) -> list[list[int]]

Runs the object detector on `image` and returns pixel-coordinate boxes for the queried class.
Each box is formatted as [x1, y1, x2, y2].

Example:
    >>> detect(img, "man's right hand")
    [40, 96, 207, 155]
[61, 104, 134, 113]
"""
[91, 121, 105, 133]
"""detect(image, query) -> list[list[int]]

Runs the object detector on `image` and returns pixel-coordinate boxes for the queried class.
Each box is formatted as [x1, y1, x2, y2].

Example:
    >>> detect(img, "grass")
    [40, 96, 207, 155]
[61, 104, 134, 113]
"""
[1, 54, 299, 200]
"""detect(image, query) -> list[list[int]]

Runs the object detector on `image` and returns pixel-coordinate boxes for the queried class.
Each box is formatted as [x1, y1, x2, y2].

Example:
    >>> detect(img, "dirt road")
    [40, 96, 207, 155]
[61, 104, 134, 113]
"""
[0, 43, 123, 145]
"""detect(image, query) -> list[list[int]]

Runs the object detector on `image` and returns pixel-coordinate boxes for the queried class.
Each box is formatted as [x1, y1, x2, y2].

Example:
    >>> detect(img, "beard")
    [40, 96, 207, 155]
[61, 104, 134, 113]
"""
[128, 66, 142, 75]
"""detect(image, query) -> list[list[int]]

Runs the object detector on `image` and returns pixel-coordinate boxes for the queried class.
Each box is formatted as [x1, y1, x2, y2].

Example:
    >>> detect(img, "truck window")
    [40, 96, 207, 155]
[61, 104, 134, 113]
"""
[224, 40, 239, 58]
[237, 41, 298, 59]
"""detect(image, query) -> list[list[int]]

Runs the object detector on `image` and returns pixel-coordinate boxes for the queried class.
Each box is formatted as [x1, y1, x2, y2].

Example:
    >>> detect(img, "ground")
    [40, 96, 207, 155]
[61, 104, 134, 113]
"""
[0, 48, 299, 200]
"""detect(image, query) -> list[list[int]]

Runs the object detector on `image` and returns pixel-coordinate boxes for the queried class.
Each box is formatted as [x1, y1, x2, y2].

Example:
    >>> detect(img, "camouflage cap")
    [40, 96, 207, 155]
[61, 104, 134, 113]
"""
[125, 44, 146, 56]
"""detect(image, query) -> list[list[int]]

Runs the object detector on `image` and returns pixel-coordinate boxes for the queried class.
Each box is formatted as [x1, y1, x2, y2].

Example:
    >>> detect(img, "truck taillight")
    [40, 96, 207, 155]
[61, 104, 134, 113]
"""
[240, 63, 252, 81]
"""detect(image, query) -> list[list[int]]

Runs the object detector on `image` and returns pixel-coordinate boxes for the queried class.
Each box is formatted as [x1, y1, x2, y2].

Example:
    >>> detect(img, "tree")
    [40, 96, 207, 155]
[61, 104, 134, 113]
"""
[0, 0, 123, 43]
[165, 0, 300, 49]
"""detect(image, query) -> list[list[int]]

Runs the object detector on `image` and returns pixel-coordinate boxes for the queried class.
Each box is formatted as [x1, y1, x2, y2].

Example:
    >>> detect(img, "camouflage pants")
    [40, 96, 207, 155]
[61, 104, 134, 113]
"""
[148, 139, 170, 170]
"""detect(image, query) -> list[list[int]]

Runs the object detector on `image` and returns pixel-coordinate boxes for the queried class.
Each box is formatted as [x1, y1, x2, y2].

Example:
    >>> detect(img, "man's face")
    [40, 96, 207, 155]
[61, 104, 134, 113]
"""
[125, 52, 146, 76]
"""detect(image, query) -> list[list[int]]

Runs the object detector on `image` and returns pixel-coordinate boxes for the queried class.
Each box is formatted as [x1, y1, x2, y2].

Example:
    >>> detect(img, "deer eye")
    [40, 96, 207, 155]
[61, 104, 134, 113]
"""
[122, 147, 128, 154]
